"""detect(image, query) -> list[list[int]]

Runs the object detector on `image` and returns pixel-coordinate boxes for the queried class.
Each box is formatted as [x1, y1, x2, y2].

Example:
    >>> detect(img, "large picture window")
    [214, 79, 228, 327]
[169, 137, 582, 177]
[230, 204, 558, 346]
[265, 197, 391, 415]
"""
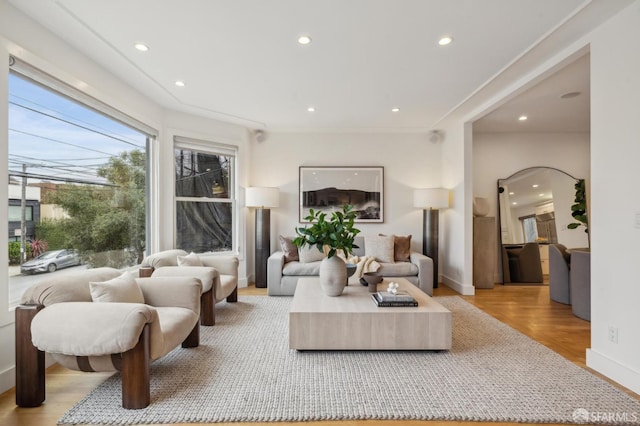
[8, 59, 154, 304]
[174, 138, 236, 253]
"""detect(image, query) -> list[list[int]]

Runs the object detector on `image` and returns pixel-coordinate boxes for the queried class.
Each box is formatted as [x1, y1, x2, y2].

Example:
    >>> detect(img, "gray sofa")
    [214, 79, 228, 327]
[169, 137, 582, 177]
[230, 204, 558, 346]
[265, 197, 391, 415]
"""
[267, 235, 433, 296]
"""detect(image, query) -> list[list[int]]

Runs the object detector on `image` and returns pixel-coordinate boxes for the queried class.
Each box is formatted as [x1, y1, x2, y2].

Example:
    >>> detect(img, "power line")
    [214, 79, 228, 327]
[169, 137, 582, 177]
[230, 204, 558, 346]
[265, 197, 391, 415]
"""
[9, 128, 117, 156]
[9, 93, 144, 146]
[10, 101, 145, 149]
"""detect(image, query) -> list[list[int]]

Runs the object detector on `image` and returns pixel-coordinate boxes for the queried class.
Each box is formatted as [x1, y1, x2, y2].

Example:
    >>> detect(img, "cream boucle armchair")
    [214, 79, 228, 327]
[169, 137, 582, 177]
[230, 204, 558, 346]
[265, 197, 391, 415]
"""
[140, 249, 239, 325]
[16, 267, 202, 409]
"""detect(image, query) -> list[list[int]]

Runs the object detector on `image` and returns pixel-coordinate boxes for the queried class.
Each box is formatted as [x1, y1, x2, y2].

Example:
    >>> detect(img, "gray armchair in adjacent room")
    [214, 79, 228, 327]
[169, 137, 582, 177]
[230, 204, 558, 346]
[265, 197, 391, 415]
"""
[570, 249, 591, 321]
[549, 243, 571, 304]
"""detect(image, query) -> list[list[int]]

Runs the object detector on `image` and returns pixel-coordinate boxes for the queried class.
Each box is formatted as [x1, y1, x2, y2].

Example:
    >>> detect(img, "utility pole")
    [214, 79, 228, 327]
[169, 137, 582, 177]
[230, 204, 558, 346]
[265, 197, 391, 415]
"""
[21, 163, 27, 263]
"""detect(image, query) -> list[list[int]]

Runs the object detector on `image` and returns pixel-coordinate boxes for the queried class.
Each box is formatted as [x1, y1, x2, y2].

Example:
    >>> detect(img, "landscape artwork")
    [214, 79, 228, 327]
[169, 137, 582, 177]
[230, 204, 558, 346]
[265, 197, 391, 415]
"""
[299, 166, 383, 223]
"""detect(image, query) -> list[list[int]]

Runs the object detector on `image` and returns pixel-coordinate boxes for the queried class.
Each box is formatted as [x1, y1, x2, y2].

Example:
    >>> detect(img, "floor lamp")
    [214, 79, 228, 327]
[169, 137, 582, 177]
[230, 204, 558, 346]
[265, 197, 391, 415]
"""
[246, 187, 279, 288]
[414, 188, 449, 289]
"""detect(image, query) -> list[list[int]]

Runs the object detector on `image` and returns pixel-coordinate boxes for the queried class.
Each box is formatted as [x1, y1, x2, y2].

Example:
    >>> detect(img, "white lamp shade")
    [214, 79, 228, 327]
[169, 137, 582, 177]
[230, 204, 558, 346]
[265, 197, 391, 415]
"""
[246, 187, 279, 208]
[413, 188, 449, 209]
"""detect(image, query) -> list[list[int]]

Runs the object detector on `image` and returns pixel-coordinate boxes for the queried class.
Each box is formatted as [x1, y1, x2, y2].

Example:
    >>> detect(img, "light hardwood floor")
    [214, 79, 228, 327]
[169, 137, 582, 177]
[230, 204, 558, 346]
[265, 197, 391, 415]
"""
[1, 283, 637, 426]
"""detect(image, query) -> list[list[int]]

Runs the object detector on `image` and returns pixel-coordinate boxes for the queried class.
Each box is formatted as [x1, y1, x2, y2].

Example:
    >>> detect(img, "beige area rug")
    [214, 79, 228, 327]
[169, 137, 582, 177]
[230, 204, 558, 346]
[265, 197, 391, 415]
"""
[58, 296, 640, 425]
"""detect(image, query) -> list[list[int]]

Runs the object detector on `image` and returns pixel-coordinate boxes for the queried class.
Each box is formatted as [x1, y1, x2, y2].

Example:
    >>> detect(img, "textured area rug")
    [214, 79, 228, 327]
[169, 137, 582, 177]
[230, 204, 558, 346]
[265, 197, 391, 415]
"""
[59, 296, 640, 425]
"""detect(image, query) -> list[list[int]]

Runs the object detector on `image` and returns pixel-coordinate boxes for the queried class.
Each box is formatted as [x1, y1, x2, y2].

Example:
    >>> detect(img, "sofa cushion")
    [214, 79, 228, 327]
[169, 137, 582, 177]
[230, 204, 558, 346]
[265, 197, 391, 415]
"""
[21, 267, 122, 306]
[298, 245, 326, 263]
[279, 236, 299, 262]
[90, 272, 145, 304]
[177, 252, 203, 266]
[377, 261, 418, 276]
[142, 249, 188, 268]
[365, 235, 395, 263]
[150, 266, 216, 293]
[283, 261, 322, 276]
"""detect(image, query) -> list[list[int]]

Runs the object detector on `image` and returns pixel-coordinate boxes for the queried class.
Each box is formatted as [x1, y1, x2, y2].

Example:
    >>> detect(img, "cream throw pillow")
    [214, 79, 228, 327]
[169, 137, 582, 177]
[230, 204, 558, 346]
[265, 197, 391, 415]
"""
[177, 252, 203, 266]
[298, 245, 326, 263]
[365, 235, 395, 263]
[90, 272, 144, 304]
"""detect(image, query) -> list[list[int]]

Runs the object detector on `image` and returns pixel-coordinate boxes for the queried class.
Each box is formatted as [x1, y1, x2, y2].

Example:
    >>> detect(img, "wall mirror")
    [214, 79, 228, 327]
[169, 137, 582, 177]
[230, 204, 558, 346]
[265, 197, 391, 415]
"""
[497, 167, 588, 283]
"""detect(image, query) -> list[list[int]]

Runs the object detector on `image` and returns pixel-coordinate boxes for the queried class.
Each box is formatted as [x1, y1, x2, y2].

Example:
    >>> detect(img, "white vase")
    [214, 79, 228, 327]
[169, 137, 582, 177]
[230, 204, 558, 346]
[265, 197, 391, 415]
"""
[319, 256, 347, 296]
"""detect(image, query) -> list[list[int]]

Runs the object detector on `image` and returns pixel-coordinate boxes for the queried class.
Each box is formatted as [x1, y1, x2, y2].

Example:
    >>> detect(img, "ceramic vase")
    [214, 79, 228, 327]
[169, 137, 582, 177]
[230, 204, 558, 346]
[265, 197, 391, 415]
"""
[319, 255, 347, 296]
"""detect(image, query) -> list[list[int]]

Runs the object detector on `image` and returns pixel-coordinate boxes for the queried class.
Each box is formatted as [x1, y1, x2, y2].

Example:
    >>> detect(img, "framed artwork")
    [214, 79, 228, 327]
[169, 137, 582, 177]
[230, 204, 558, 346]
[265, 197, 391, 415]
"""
[299, 166, 384, 223]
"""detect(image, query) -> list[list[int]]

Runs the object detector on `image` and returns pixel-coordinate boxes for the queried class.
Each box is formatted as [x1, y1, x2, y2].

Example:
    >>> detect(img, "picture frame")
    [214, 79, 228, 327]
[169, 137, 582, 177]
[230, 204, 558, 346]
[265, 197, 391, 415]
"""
[299, 166, 384, 223]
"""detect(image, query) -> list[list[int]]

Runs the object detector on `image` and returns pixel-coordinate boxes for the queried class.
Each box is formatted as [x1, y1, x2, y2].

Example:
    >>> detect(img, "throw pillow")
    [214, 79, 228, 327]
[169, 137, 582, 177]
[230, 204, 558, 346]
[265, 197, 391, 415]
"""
[365, 235, 395, 263]
[90, 272, 144, 304]
[393, 234, 412, 261]
[298, 245, 326, 263]
[279, 235, 299, 262]
[177, 252, 203, 266]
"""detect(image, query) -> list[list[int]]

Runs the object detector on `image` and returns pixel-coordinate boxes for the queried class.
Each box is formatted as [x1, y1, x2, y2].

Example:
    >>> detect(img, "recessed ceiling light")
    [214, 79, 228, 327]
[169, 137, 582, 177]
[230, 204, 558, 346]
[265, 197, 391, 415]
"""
[297, 35, 312, 45]
[539, 193, 545, 196]
[532, 184, 539, 188]
[438, 35, 453, 46]
[307, 106, 315, 112]
[391, 107, 400, 112]
[518, 115, 528, 121]
[561, 91, 581, 99]
[175, 80, 185, 87]
[509, 191, 514, 195]
[512, 202, 517, 205]
[134, 43, 149, 52]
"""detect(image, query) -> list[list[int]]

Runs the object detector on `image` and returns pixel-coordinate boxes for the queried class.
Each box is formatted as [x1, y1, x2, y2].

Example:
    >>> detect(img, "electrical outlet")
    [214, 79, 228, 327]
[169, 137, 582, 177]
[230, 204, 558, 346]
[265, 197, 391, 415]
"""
[608, 326, 618, 344]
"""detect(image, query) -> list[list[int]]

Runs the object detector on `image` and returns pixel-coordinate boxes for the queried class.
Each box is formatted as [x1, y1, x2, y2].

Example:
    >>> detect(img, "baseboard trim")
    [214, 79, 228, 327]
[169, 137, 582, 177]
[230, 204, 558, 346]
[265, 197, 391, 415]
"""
[0, 365, 15, 395]
[587, 348, 640, 395]
[441, 275, 475, 295]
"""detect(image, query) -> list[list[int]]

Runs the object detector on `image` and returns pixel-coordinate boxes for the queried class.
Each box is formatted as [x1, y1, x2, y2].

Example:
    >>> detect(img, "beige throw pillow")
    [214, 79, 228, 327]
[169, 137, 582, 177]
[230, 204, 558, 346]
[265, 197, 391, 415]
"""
[298, 245, 326, 263]
[365, 235, 395, 263]
[90, 272, 145, 304]
[177, 252, 203, 266]
[279, 236, 299, 262]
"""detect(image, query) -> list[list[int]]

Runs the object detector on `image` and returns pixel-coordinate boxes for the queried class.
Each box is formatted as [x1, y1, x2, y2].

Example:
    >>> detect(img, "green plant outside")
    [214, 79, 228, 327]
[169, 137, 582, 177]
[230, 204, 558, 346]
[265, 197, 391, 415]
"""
[293, 204, 361, 258]
[568, 179, 588, 233]
[8, 242, 31, 265]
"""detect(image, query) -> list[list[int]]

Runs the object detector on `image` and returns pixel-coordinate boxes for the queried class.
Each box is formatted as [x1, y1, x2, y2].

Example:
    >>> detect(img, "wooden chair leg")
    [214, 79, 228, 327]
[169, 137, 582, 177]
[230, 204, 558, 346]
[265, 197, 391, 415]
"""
[200, 288, 215, 326]
[227, 286, 238, 303]
[121, 325, 150, 409]
[15, 305, 46, 408]
[182, 322, 200, 348]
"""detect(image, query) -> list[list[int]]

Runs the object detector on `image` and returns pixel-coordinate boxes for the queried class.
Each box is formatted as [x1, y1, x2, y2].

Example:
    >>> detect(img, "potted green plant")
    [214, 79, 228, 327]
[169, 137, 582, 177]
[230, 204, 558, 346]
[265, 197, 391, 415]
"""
[293, 204, 360, 296]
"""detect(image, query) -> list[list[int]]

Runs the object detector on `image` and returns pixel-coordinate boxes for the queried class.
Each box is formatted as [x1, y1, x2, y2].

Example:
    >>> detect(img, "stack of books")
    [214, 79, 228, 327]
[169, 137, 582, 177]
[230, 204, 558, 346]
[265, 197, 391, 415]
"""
[371, 291, 418, 307]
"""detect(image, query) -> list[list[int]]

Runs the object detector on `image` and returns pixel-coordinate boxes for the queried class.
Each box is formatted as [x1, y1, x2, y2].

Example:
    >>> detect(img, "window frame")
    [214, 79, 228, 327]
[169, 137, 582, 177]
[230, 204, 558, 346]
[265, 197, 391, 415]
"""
[173, 136, 239, 255]
[6, 57, 158, 307]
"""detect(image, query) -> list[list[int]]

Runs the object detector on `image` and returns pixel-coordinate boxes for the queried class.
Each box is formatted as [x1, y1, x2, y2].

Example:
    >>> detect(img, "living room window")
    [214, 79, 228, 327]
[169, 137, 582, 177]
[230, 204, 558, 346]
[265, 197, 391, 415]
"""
[8, 58, 154, 305]
[174, 137, 236, 253]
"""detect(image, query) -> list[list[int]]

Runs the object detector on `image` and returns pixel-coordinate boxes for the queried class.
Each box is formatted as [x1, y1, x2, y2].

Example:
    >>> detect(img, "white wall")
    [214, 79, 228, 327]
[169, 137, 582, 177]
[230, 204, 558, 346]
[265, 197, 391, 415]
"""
[247, 132, 443, 282]
[440, 122, 474, 295]
[472, 132, 590, 281]
[586, 0, 640, 395]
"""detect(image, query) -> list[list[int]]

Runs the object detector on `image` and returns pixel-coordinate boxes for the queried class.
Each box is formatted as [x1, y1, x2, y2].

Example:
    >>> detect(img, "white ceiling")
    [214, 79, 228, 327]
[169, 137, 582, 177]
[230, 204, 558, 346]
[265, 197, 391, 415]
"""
[473, 53, 590, 133]
[9, 0, 603, 132]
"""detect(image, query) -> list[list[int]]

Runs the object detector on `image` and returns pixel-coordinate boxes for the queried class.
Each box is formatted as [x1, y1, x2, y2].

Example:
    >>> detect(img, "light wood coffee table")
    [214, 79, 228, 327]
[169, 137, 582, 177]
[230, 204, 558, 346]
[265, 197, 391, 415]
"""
[289, 277, 452, 350]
